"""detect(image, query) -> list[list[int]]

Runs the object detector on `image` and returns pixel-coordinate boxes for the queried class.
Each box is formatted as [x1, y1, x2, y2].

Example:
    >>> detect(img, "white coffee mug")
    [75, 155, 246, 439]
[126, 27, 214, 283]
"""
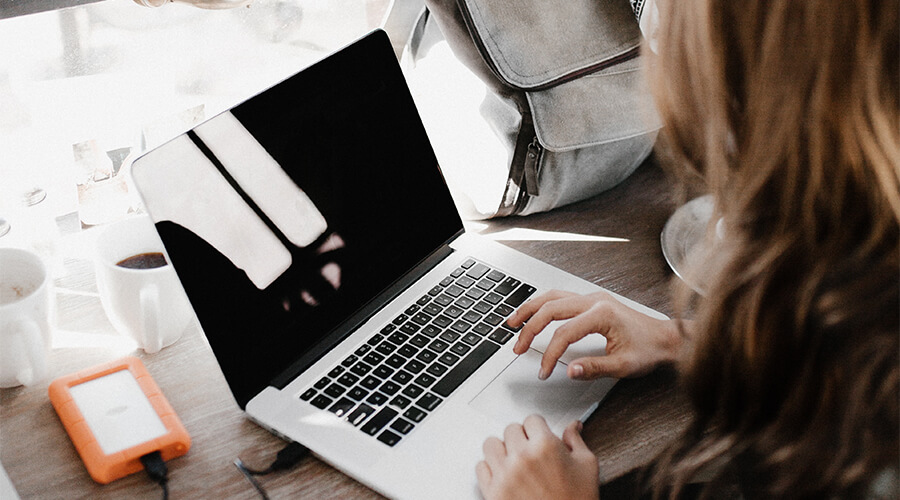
[0, 248, 52, 388]
[94, 216, 193, 353]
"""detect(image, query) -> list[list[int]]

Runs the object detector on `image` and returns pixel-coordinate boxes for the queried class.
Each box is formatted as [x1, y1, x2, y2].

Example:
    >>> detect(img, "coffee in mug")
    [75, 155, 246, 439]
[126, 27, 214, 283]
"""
[94, 216, 193, 353]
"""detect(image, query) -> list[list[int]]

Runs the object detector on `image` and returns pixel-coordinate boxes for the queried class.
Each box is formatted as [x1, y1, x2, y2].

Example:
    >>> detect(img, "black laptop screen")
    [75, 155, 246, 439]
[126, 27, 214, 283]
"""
[131, 31, 464, 408]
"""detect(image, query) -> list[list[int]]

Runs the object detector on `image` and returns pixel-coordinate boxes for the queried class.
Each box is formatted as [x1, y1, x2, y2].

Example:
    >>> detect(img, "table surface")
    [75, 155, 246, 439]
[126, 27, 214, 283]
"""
[0, 155, 693, 499]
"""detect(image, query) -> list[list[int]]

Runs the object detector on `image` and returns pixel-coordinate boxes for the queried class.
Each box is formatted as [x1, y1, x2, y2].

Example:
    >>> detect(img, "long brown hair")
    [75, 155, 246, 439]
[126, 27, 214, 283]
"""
[646, 0, 899, 497]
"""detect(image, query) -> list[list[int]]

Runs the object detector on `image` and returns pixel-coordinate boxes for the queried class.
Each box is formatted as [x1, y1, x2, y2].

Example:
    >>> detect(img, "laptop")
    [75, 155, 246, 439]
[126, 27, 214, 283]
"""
[129, 30, 666, 499]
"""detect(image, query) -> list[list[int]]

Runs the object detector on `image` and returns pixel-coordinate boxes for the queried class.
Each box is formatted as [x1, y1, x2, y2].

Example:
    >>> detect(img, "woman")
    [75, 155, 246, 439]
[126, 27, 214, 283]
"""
[476, 0, 899, 498]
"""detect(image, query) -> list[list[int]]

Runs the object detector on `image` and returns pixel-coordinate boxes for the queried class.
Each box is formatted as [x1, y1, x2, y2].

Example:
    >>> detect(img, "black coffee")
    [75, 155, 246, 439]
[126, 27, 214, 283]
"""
[116, 252, 168, 270]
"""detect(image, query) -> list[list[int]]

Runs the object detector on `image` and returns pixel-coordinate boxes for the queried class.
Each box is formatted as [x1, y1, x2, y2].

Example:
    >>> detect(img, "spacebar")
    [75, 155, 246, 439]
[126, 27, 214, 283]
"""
[432, 341, 500, 398]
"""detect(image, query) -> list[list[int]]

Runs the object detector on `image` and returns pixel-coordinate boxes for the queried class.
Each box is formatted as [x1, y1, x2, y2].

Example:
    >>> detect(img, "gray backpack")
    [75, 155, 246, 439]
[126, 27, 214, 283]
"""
[407, 0, 661, 217]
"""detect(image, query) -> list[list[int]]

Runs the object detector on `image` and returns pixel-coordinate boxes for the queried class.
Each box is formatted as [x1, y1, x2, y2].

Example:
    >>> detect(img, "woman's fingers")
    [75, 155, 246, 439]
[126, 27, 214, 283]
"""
[537, 297, 615, 378]
[510, 291, 584, 355]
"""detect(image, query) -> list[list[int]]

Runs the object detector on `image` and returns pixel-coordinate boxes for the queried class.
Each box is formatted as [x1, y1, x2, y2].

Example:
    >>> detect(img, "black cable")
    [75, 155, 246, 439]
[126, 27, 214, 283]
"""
[140, 451, 169, 500]
[234, 441, 310, 500]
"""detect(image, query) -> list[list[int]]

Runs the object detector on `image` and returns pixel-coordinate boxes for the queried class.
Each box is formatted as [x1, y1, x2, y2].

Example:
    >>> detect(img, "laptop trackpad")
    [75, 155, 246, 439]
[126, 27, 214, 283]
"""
[470, 349, 594, 432]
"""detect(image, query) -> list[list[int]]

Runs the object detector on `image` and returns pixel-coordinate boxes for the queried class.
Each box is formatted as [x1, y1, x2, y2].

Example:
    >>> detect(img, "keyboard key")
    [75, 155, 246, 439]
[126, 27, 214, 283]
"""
[329, 397, 355, 417]
[380, 324, 396, 335]
[428, 285, 443, 296]
[494, 304, 515, 317]
[451, 267, 466, 278]
[444, 305, 464, 318]
[416, 349, 438, 363]
[410, 334, 430, 348]
[311, 394, 333, 409]
[379, 381, 401, 395]
[423, 303, 443, 316]
[465, 263, 490, 279]
[377, 430, 402, 447]
[347, 403, 375, 426]
[366, 392, 389, 406]
[388, 332, 410, 345]
[337, 373, 360, 387]
[432, 341, 501, 397]
[361, 407, 398, 436]
[421, 325, 441, 338]
[350, 362, 372, 377]
[400, 323, 420, 335]
[392, 314, 408, 326]
[504, 284, 537, 307]
[483, 313, 504, 326]
[454, 296, 475, 309]
[445, 285, 464, 297]
[375, 342, 397, 356]
[416, 393, 443, 411]
[414, 373, 436, 387]
[324, 383, 346, 398]
[416, 295, 431, 306]
[361, 375, 381, 390]
[367, 334, 385, 346]
[314, 377, 331, 390]
[462, 332, 482, 345]
[495, 277, 521, 295]
[300, 388, 316, 401]
[405, 304, 421, 316]
[473, 301, 493, 314]
[433, 294, 454, 306]
[390, 418, 415, 435]
[451, 320, 472, 334]
[438, 352, 461, 366]
[348, 387, 369, 401]
[456, 276, 476, 288]
[473, 323, 493, 336]
[392, 370, 414, 385]
[363, 352, 385, 365]
[398, 345, 419, 358]
[411, 313, 432, 325]
[426, 362, 448, 377]
[488, 329, 515, 344]
[354, 344, 372, 356]
[341, 355, 358, 367]
[374, 365, 395, 379]
[439, 331, 461, 343]
[390, 395, 412, 409]
[461, 259, 476, 269]
[432, 315, 453, 328]
[328, 366, 345, 378]
[404, 359, 426, 373]
[450, 342, 471, 356]
[386, 354, 407, 368]
[402, 384, 424, 399]
[483, 292, 503, 305]
[476, 278, 495, 291]
[486, 270, 506, 282]
[463, 311, 483, 323]
[465, 288, 486, 300]
[404, 407, 427, 423]
[428, 339, 450, 353]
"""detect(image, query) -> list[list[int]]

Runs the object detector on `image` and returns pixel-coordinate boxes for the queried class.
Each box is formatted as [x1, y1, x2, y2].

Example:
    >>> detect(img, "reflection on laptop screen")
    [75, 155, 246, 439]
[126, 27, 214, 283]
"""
[132, 32, 464, 407]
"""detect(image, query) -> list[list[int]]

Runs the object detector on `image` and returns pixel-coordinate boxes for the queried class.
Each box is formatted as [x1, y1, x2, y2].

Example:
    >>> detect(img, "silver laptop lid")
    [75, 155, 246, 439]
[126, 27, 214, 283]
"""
[130, 30, 464, 407]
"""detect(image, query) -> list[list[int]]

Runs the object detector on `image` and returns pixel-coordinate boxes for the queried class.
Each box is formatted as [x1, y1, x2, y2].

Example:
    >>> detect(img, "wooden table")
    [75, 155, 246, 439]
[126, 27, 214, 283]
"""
[0, 156, 692, 499]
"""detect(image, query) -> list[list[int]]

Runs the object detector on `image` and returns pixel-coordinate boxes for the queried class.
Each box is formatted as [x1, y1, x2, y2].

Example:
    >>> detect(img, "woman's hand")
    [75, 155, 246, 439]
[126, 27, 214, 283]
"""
[476, 416, 600, 500]
[507, 290, 683, 380]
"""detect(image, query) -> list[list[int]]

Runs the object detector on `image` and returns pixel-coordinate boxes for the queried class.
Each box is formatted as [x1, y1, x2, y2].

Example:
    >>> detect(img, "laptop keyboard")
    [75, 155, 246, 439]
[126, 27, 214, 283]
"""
[298, 258, 536, 447]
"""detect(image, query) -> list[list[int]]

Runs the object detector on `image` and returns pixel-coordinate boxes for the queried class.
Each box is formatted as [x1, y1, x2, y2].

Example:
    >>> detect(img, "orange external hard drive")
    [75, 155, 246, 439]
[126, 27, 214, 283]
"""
[48, 356, 190, 484]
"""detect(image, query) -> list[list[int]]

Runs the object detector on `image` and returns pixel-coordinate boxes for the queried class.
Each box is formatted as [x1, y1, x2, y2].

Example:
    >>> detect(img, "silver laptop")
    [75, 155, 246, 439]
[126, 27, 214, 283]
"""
[130, 30, 666, 499]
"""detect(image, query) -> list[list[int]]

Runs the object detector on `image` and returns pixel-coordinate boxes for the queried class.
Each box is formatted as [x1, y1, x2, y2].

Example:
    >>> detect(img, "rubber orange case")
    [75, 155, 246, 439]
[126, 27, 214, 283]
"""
[48, 356, 191, 484]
